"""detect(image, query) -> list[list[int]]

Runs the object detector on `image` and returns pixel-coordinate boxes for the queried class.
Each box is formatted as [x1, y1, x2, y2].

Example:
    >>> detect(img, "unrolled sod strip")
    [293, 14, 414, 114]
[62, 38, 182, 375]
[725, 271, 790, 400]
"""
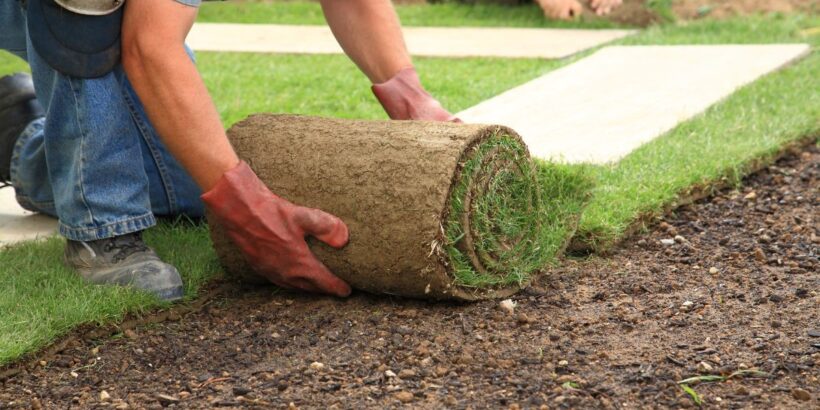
[208, 114, 589, 300]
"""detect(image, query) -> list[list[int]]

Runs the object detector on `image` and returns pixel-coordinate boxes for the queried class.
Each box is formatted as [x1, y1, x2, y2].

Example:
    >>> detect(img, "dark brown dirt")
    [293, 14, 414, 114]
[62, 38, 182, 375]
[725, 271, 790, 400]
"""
[210, 114, 536, 300]
[457, 0, 817, 26]
[1, 147, 817, 408]
[671, 0, 817, 20]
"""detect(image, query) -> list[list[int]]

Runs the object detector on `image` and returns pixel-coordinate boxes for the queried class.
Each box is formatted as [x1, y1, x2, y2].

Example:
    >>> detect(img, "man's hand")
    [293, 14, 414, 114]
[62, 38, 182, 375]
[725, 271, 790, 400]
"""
[535, 0, 583, 20]
[372, 68, 460, 122]
[202, 162, 352, 297]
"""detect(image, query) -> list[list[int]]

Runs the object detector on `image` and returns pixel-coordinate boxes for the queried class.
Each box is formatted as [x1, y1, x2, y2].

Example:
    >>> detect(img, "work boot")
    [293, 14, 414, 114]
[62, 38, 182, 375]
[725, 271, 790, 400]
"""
[64, 231, 185, 301]
[0, 73, 44, 185]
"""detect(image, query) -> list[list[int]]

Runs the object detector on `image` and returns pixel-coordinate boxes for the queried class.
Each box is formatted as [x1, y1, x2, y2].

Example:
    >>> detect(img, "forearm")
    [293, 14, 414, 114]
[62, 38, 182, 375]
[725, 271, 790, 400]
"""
[122, 1, 238, 191]
[319, 0, 412, 84]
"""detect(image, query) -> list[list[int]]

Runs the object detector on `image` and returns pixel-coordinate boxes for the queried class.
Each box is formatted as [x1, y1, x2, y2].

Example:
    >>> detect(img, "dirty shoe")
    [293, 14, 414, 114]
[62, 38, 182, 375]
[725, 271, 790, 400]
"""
[1, 73, 44, 184]
[64, 232, 184, 301]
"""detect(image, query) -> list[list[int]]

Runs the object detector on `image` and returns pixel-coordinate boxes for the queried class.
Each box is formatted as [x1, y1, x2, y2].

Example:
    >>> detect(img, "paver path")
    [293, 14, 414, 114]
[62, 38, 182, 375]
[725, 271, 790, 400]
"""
[186, 23, 635, 59]
[0, 187, 57, 246]
[457, 44, 811, 163]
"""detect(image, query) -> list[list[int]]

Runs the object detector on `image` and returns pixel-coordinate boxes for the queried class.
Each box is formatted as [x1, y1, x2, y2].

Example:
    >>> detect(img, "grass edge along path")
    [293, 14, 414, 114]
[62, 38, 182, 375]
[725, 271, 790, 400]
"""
[574, 50, 820, 252]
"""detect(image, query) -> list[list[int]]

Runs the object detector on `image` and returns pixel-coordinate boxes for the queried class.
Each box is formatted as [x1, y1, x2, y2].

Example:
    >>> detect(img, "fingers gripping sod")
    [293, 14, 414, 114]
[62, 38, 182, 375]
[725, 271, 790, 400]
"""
[202, 161, 352, 297]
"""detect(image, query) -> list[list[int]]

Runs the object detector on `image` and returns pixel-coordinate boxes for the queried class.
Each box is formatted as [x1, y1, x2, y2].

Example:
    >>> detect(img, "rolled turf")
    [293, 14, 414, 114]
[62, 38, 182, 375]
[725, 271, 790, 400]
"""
[208, 114, 589, 300]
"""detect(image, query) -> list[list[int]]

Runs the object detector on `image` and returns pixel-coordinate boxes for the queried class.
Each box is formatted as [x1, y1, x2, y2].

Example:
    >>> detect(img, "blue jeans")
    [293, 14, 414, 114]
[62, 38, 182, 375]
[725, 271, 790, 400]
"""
[1, 1, 204, 241]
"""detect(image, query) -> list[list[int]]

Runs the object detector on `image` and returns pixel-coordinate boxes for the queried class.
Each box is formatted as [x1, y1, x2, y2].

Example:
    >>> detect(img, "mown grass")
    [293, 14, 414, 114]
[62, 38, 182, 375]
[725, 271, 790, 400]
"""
[197, 0, 628, 28]
[0, 222, 218, 366]
[1, 11, 818, 365]
[576, 13, 820, 249]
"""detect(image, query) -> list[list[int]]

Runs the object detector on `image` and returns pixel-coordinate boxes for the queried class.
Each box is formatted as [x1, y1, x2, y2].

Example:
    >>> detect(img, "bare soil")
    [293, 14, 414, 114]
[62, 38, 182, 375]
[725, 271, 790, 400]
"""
[671, 0, 817, 20]
[0, 147, 817, 408]
[465, 0, 817, 25]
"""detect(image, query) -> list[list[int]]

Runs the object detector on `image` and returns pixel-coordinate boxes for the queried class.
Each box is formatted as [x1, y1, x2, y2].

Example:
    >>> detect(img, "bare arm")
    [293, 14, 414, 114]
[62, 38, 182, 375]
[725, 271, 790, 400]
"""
[319, 0, 411, 84]
[121, 0, 238, 191]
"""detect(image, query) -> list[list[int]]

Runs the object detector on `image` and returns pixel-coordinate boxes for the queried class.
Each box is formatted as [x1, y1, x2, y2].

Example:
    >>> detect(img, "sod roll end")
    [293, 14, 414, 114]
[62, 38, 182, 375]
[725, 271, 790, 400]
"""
[208, 114, 583, 300]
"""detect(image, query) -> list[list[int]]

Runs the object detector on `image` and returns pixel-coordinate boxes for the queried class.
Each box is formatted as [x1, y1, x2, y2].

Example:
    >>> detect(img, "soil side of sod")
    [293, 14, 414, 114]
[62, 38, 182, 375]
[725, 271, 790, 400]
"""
[1, 147, 816, 408]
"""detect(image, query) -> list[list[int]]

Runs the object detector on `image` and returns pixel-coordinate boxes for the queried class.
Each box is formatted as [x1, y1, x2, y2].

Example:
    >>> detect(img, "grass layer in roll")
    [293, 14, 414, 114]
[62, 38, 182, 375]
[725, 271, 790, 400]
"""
[444, 133, 592, 289]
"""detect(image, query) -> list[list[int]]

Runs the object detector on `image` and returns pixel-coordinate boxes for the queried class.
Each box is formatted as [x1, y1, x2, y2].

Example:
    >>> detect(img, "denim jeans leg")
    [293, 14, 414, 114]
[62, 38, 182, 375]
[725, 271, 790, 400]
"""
[4, 3, 204, 239]
[0, 1, 27, 60]
[18, 46, 158, 240]
[118, 69, 204, 220]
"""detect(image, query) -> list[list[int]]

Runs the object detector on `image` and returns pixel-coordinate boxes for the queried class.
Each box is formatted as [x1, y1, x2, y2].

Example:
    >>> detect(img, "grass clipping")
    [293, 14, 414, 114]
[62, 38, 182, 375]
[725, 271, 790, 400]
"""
[208, 114, 589, 300]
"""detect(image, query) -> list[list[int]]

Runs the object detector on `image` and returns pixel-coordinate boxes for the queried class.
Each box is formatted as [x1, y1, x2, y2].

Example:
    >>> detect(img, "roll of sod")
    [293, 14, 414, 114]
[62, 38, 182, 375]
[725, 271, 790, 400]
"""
[208, 114, 588, 300]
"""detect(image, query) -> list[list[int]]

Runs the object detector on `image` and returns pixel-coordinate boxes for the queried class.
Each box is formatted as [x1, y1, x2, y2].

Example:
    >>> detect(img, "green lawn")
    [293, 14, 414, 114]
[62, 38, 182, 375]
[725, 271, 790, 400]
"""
[1, 10, 818, 366]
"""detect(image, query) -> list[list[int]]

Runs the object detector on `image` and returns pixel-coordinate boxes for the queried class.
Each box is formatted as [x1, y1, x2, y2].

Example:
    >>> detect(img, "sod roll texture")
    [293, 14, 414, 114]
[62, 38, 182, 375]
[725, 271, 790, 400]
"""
[209, 114, 576, 300]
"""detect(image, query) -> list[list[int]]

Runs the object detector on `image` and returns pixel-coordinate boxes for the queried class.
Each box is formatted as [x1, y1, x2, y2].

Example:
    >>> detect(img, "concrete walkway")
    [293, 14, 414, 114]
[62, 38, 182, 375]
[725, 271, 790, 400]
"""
[187, 23, 635, 59]
[0, 187, 57, 246]
[458, 44, 811, 163]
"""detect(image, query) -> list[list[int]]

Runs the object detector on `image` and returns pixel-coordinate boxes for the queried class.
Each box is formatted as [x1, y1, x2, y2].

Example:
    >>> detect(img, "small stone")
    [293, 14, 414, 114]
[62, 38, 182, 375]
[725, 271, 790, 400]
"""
[384, 370, 397, 378]
[557, 360, 569, 368]
[708, 267, 719, 275]
[90, 347, 99, 356]
[156, 394, 179, 405]
[680, 300, 694, 311]
[516, 313, 532, 324]
[744, 191, 757, 200]
[674, 235, 686, 243]
[499, 299, 517, 315]
[232, 386, 252, 396]
[434, 366, 449, 377]
[123, 329, 137, 340]
[178, 391, 191, 399]
[807, 329, 820, 338]
[398, 369, 416, 379]
[696, 361, 713, 373]
[753, 248, 766, 263]
[39, 360, 47, 367]
[660, 239, 676, 246]
[420, 357, 434, 367]
[99, 390, 111, 401]
[309, 362, 325, 371]
[395, 391, 414, 403]
[70, 371, 79, 378]
[791, 388, 811, 401]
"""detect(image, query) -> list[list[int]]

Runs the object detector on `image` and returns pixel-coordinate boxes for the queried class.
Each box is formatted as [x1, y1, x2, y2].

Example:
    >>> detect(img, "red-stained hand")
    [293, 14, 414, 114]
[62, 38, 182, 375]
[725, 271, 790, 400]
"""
[202, 162, 351, 297]
[372, 67, 461, 122]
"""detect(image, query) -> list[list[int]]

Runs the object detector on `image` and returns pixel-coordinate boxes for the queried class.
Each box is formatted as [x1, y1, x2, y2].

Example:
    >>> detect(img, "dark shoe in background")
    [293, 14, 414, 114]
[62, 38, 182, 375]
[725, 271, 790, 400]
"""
[0, 73, 44, 184]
